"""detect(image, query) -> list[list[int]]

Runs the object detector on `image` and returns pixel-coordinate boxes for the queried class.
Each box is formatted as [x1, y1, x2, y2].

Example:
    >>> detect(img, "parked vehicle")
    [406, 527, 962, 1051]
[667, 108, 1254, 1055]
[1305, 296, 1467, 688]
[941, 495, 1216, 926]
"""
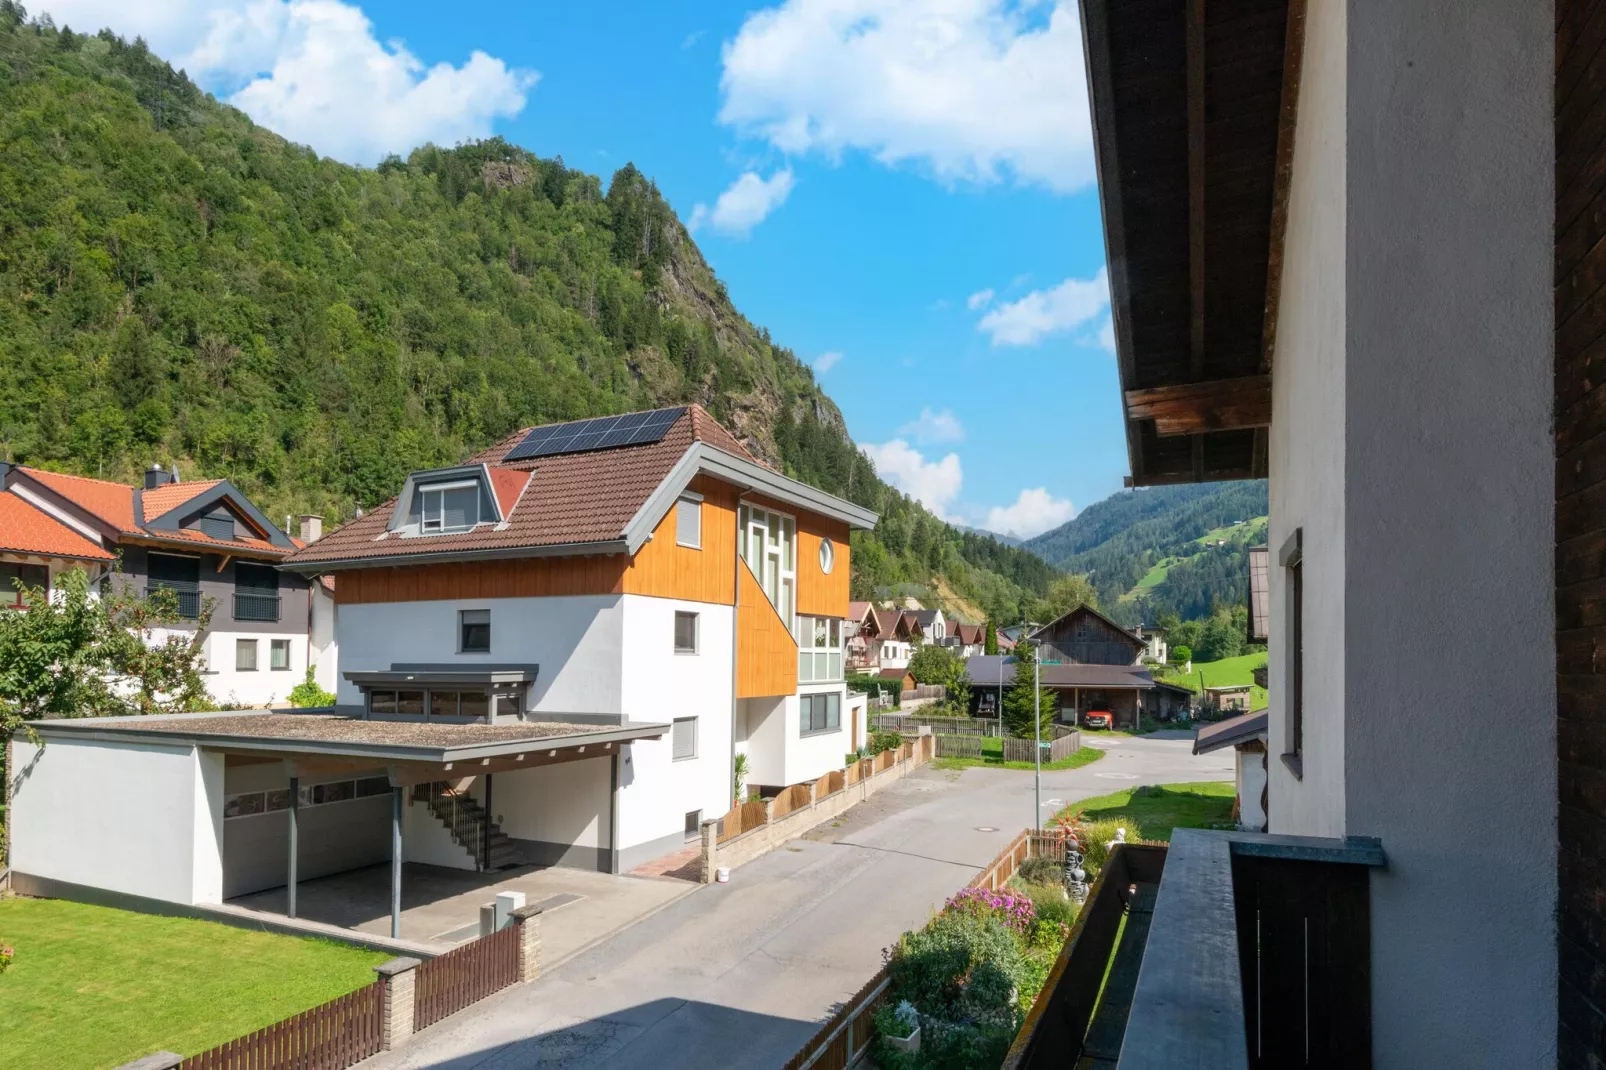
[1083, 710, 1113, 730]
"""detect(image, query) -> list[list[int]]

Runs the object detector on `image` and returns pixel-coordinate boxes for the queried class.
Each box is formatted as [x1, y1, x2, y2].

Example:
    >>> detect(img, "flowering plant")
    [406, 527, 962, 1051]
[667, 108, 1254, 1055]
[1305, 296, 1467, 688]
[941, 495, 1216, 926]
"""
[0, 944, 13, 974]
[944, 887, 1037, 934]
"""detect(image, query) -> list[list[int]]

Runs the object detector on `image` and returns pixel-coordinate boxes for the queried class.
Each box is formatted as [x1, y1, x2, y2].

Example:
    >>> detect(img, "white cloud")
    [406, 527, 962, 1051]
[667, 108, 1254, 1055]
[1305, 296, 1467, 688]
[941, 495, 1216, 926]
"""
[682, 29, 705, 49]
[860, 439, 963, 520]
[984, 487, 1075, 539]
[1096, 316, 1116, 353]
[39, 0, 535, 166]
[897, 407, 964, 445]
[688, 169, 795, 237]
[718, 0, 1093, 193]
[978, 268, 1110, 346]
[814, 350, 844, 373]
[966, 288, 994, 311]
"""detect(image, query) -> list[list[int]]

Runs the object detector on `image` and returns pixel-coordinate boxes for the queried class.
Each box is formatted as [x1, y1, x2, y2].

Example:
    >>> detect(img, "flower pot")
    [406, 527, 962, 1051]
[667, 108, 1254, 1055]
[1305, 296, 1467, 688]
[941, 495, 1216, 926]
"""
[886, 1025, 921, 1054]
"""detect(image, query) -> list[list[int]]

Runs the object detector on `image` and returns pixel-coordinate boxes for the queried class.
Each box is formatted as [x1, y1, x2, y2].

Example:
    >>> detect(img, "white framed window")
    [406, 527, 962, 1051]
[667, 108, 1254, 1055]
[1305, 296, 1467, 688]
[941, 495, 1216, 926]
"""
[236, 638, 258, 672]
[800, 692, 841, 735]
[675, 611, 699, 654]
[459, 609, 491, 653]
[796, 615, 843, 682]
[420, 480, 480, 534]
[270, 638, 291, 671]
[672, 716, 697, 761]
[819, 537, 835, 574]
[676, 494, 702, 549]
[738, 504, 795, 626]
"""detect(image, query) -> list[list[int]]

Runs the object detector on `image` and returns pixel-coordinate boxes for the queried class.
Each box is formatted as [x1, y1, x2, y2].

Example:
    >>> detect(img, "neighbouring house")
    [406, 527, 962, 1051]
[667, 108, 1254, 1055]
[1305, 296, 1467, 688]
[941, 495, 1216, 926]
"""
[994, 629, 1017, 654]
[908, 608, 946, 644]
[875, 608, 915, 669]
[1202, 684, 1253, 713]
[944, 621, 988, 658]
[1012, 2, 1560, 1065]
[845, 599, 877, 671]
[1133, 624, 1168, 664]
[1191, 710, 1269, 833]
[0, 461, 323, 707]
[5, 405, 877, 935]
[877, 667, 916, 695]
[965, 652, 1191, 729]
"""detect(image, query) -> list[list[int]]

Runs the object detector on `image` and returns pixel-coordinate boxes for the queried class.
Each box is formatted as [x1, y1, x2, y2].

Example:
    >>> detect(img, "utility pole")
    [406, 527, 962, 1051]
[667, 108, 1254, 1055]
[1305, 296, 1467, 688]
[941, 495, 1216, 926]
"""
[1033, 639, 1042, 831]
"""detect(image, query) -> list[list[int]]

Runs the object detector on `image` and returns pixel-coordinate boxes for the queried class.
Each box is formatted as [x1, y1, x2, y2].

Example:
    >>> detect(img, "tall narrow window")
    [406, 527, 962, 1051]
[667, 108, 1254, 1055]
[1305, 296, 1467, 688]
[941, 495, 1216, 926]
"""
[738, 504, 796, 626]
[460, 609, 491, 653]
[675, 611, 699, 654]
[676, 494, 702, 548]
[270, 638, 291, 670]
[1280, 529, 1304, 776]
[236, 638, 258, 672]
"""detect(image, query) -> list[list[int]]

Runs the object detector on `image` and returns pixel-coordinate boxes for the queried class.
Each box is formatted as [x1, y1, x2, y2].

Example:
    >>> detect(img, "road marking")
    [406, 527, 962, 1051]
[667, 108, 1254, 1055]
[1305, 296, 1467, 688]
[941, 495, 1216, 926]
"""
[974, 826, 999, 832]
[1095, 773, 1140, 780]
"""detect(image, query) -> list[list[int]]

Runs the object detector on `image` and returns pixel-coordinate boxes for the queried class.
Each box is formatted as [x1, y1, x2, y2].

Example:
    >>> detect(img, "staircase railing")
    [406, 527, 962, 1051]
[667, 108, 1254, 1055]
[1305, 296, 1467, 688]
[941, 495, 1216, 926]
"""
[411, 783, 489, 869]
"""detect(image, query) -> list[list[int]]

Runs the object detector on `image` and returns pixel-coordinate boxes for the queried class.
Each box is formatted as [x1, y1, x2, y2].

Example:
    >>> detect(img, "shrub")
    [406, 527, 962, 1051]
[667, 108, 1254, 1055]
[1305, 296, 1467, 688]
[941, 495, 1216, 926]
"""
[870, 729, 903, 755]
[288, 665, 336, 708]
[0, 944, 12, 974]
[1016, 855, 1062, 886]
[1075, 817, 1134, 875]
[1136, 714, 1160, 734]
[887, 909, 1032, 1026]
[944, 887, 1037, 935]
[1018, 881, 1079, 933]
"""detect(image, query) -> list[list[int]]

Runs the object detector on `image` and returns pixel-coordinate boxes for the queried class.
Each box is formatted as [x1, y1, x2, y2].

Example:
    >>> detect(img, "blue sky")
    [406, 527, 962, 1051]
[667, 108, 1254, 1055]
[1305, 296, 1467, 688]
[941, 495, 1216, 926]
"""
[41, 0, 1125, 538]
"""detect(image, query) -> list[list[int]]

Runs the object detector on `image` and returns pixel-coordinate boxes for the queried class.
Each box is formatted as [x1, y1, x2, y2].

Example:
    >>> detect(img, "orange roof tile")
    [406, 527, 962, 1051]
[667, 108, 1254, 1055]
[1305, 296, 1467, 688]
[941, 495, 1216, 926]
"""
[0, 493, 114, 561]
[141, 479, 222, 519]
[488, 466, 533, 520]
[20, 467, 137, 531]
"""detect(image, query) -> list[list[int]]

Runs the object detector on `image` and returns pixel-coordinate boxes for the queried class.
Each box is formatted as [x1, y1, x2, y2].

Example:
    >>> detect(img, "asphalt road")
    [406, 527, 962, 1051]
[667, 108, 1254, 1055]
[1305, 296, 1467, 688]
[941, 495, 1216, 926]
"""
[369, 733, 1233, 1070]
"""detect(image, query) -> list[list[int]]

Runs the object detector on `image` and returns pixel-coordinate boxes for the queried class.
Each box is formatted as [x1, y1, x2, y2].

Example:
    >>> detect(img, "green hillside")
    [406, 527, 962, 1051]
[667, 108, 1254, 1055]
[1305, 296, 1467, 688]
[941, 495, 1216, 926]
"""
[1156, 651, 1269, 710]
[0, 13, 1056, 619]
[1022, 481, 1268, 624]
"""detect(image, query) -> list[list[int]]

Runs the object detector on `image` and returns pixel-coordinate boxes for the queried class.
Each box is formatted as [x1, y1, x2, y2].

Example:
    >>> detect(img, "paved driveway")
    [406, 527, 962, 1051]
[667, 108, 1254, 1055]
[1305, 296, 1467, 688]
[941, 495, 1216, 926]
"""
[369, 734, 1232, 1070]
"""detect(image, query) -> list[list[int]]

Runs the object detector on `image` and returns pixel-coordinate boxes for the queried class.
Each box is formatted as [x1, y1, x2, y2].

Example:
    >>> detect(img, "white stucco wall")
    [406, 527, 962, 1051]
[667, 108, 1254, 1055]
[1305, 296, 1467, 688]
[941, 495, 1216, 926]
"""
[335, 594, 625, 715]
[1341, 1, 1555, 1063]
[786, 682, 853, 785]
[486, 759, 611, 850]
[737, 696, 788, 788]
[616, 595, 734, 864]
[1267, 0, 1347, 839]
[197, 630, 308, 707]
[9, 736, 223, 904]
[310, 583, 338, 694]
[1236, 746, 1267, 833]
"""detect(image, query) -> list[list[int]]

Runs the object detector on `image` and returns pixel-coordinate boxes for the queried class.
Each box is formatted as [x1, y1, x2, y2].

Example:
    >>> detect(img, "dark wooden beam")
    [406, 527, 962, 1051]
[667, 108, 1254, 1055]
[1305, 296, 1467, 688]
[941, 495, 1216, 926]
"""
[1125, 375, 1273, 437]
[1080, 0, 1146, 483]
[1260, 0, 1308, 374]
[1187, 0, 1207, 484]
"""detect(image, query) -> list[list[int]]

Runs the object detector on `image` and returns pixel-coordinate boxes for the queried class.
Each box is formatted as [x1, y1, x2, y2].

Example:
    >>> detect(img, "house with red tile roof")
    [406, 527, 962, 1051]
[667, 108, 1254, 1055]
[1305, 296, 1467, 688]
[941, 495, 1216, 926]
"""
[0, 460, 331, 705]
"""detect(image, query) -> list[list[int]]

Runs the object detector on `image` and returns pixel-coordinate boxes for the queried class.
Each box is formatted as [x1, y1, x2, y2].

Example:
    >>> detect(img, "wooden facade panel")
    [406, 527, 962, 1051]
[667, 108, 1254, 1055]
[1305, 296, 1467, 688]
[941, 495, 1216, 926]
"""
[745, 492, 851, 618]
[621, 475, 738, 605]
[335, 554, 628, 605]
[1037, 606, 1146, 666]
[737, 558, 797, 699]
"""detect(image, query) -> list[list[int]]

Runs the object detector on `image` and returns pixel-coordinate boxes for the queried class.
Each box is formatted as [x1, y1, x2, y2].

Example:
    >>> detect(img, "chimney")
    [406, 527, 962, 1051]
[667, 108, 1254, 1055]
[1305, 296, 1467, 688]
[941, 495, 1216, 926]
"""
[170, 463, 181, 484]
[298, 514, 324, 543]
[144, 464, 173, 490]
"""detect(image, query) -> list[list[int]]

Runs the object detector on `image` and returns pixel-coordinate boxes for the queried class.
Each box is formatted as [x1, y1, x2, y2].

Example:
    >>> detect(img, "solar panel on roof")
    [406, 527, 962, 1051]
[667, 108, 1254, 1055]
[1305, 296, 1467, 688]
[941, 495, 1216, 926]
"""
[503, 407, 688, 462]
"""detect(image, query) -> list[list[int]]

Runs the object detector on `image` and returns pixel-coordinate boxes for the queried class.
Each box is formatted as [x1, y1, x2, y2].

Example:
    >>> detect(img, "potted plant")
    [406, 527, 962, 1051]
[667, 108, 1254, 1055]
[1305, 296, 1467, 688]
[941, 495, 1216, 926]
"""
[881, 1000, 921, 1054]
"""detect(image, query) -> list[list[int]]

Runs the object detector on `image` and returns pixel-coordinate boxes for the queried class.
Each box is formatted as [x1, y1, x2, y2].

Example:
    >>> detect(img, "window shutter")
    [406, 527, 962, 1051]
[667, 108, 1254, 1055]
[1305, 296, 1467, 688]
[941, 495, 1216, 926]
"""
[677, 497, 702, 547]
[442, 486, 478, 530]
[673, 717, 697, 760]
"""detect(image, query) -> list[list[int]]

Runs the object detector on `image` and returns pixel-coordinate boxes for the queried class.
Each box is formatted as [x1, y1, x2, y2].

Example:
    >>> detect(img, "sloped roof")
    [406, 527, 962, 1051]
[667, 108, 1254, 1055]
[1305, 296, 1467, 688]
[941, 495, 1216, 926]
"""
[141, 479, 222, 519]
[966, 655, 1158, 690]
[0, 493, 114, 561]
[21, 467, 137, 531]
[1028, 603, 1147, 653]
[286, 404, 874, 569]
[1193, 710, 1269, 755]
[847, 600, 873, 623]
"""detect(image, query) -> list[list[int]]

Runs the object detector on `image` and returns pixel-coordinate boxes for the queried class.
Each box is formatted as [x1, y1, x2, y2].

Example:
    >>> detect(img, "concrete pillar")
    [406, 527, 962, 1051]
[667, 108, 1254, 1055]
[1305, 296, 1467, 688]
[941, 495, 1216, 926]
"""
[391, 785, 404, 939]
[287, 774, 299, 919]
[374, 957, 421, 1050]
[700, 818, 719, 884]
[510, 905, 544, 982]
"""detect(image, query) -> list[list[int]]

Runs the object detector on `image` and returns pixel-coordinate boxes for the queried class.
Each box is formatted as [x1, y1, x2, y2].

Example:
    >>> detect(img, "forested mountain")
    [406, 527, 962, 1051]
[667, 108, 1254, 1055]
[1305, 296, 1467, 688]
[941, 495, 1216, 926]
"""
[0, 12, 1056, 620]
[1022, 481, 1268, 624]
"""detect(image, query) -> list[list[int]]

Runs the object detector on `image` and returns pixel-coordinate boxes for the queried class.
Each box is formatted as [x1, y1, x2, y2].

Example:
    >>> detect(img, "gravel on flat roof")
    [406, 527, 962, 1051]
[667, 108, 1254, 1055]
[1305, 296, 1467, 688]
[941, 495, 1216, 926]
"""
[124, 714, 604, 747]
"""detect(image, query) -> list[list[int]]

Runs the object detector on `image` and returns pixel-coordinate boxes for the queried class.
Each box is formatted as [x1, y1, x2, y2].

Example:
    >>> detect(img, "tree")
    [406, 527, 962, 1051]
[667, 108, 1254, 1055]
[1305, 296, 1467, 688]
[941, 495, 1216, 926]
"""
[1002, 644, 1057, 740]
[1037, 573, 1100, 622]
[983, 616, 999, 655]
[908, 642, 971, 715]
[0, 566, 212, 739]
[1171, 644, 1193, 666]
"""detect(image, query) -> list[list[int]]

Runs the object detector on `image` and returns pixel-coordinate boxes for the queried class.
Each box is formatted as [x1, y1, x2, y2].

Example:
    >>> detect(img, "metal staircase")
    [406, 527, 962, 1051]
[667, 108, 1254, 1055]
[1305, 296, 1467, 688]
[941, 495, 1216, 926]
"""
[411, 783, 521, 871]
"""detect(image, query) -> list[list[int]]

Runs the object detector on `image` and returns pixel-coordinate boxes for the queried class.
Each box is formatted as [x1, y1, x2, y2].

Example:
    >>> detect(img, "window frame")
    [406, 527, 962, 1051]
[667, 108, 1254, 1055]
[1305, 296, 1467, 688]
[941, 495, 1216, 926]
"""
[674, 610, 699, 655]
[738, 504, 796, 628]
[684, 809, 702, 841]
[675, 493, 703, 549]
[419, 480, 481, 535]
[800, 691, 842, 736]
[819, 537, 834, 575]
[672, 716, 698, 761]
[459, 608, 492, 654]
[235, 638, 258, 672]
[1279, 529, 1304, 778]
[270, 638, 291, 671]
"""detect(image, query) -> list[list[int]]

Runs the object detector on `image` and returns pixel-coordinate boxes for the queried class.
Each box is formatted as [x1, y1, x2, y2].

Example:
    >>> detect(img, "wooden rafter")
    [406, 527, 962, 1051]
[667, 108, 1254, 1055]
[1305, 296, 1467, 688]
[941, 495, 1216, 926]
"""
[1124, 376, 1273, 437]
[1187, 0, 1208, 482]
[1260, 0, 1308, 375]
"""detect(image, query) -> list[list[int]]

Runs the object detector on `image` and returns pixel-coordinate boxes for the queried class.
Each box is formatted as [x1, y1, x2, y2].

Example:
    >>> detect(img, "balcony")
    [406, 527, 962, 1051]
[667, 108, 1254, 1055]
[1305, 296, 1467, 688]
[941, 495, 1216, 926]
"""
[1006, 830, 1384, 1070]
[232, 591, 282, 623]
[145, 585, 200, 620]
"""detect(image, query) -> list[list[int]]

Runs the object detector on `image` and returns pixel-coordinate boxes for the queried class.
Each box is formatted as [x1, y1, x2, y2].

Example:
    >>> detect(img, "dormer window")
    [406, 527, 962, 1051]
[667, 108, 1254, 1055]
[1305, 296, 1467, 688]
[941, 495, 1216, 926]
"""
[420, 481, 480, 534]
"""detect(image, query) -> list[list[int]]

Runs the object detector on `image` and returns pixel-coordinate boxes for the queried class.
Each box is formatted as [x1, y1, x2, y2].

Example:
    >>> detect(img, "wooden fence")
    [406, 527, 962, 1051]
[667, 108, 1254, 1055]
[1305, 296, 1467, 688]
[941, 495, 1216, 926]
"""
[1001, 725, 1080, 765]
[821, 769, 846, 798]
[897, 684, 947, 703]
[716, 799, 770, 844]
[770, 783, 814, 820]
[180, 978, 383, 1069]
[873, 713, 1000, 737]
[413, 921, 520, 1031]
[934, 733, 986, 759]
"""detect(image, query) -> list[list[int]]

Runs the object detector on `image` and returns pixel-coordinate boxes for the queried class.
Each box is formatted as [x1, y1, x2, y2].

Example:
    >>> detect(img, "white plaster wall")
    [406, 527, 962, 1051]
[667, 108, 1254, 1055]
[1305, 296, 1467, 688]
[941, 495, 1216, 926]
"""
[1342, 1, 1554, 1063]
[480, 759, 610, 849]
[9, 736, 224, 904]
[335, 595, 625, 715]
[616, 595, 734, 857]
[786, 682, 852, 785]
[1237, 747, 1267, 833]
[738, 696, 788, 788]
[310, 584, 338, 695]
[1266, 0, 1347, 839]
[197, 630, 308, 707]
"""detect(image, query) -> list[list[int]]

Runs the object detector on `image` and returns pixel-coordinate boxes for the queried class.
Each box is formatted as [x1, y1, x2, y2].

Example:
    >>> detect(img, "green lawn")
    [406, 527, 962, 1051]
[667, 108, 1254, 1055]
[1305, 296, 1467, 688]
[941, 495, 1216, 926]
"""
[0, 898, 391, 1069]
[1053, 781, 1236, 841]
[931, 735, 1106, 772]
[1155, 650, 1269, 709]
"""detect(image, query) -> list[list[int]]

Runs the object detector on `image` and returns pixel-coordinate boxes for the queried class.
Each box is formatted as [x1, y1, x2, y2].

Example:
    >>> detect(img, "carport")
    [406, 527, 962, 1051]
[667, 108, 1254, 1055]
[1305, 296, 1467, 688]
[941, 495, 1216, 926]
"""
[119, 713, 669, 938]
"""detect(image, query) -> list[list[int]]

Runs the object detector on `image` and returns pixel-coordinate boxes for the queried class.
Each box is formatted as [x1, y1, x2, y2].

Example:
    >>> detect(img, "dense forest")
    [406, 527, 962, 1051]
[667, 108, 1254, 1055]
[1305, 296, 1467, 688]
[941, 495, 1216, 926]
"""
[1023, 481, 1269, 624]
[0, 10, 1056, 620]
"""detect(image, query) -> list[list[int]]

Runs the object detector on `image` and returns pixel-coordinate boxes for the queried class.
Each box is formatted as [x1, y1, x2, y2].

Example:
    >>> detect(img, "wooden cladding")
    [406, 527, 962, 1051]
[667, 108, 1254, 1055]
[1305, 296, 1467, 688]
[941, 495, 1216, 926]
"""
[747, 492, 851, 618]
[737, 558, 797, 699]
[1124, 375, 1273, 437]
[337, 476, 741, 607]
[1558, 3, 1606, 1064]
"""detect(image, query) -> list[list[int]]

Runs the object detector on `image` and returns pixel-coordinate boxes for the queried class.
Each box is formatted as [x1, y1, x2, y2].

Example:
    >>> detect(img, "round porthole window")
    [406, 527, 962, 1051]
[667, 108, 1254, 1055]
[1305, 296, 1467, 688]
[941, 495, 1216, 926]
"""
[819, 537, 835, 574]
